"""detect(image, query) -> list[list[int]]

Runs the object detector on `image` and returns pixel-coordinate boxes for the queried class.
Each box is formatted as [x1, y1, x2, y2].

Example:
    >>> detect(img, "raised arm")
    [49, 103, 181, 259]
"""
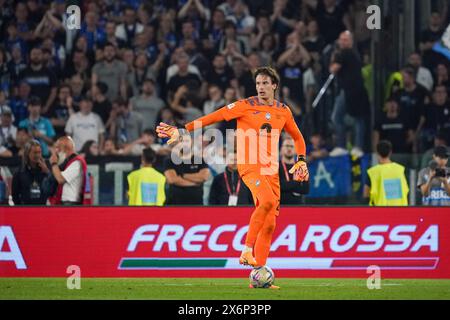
[157, 100, 246, 144]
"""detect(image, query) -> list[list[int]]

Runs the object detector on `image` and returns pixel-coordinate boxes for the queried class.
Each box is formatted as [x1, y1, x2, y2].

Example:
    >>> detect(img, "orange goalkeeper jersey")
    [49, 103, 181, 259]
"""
[185, 96, 306, 176]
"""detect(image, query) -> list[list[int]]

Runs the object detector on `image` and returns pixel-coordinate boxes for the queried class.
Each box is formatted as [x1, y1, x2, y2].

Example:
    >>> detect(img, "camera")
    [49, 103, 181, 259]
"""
[435, 168, 447, 178]
[429, 161, 448, 178]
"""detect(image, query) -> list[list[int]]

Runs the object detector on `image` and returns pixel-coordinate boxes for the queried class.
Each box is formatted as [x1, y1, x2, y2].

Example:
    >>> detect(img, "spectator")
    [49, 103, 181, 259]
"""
[167, 53, 203, 102]
[279, 137, 309, 205]
[18, 96, 55, 157]
[127, 147, 166, 206]
[79, 140, 99, 159]
[435, 63, 450, 89]
[183, 38, 211, 80]
[257, 33, 277, 66]
[203, 84, 225, 116]
[206, 8, 226, 49]
[206, 53, 235, 92]
[373, 98, 414, 155]
[6, 45, 27, 85]
[127, 52, 157, 97]
[231, 56, 255, 97]
[19, 47, 57, 114]
[9, 81, 31, 126]
[11, 139, 51, 205]
[314, 0, 350, 45]
[156, 13, 178, 51]
[329, 31, 370, 157]
[68, 74, 87, 110]
[78, 11, 106, 51]
[63, 49, 91, 81]
[164, 138, 210, 205]
[277, 34, 311, 108]
[209, 150, 252, 205]
[170, 85, 203, 123]
[393, 66, 430, 145]
[408, 52, 434, 92]
[111, 97, 143, 147]
[5, 22, 27, 64]
[101, 138, 121, 156]
[91, 42, 128, 102]
[130, 79, 165, 130]
[104, 20, 126, 49]
[48, 136, 89, 205]
[364, 141, 409, 206]
[92, 82, 112, 126]
[418, 146, 450, 206]
[122, 48, 135, 73]
[306, 132, 329, 162]
[0, 106, 17, 158]
[419, 12, 445, 70]
[250, 14, 273, 52]
[227, 0, 255, 39]
[270, 0, 298, 43]
[47, 84, 75, 138]
[65, 97, 105, 152]
[418, 85, 450, 151]
[218, 20, 247, 56]
[115, 6, 144, 47]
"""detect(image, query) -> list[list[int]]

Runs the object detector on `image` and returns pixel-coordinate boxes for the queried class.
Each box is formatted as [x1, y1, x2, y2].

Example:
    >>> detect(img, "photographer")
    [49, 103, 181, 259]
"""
[418, 146, 450, 206]
[11, 140, 52, 205]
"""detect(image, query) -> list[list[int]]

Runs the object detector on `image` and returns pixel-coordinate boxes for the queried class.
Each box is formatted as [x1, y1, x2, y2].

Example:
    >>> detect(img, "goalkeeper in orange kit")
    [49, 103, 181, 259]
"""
[157, 67, 308, 289]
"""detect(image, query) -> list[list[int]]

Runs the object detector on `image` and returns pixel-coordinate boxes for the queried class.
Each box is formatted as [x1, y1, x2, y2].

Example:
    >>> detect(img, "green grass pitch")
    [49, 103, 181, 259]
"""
[1, 278, 450, 300]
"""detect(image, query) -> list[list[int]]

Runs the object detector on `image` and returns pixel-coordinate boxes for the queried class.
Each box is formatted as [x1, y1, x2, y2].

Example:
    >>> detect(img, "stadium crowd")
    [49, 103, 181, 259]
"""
[0, 0, 449, 206]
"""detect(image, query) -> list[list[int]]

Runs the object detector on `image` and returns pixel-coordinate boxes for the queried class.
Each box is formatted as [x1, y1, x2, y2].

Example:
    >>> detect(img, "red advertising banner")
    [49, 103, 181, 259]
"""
[0, 207, 449, 278]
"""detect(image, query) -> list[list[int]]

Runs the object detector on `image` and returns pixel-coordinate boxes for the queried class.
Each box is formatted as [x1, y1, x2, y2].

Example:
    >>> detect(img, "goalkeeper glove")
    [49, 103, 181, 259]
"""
[288, 155, 309, 182]
[156, 122, 181, 145]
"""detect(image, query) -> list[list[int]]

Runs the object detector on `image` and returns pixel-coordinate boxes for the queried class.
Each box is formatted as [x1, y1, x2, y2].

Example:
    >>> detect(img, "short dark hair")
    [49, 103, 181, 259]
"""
[377, 140, 392, 158]
[114, 97, 128, 107]
[28, 96, 42, 106]
[253, 66, 280, 92]
[142, 147, 156, 164]
[96, 82, 108, 95]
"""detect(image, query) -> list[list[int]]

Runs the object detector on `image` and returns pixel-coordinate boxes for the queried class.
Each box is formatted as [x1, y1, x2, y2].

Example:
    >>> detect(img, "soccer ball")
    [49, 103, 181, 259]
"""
[249, 266, 275, 288]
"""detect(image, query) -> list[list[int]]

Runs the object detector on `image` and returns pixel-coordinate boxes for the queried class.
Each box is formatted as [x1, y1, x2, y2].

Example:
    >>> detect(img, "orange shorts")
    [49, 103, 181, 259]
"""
[240, 170, 280, 216]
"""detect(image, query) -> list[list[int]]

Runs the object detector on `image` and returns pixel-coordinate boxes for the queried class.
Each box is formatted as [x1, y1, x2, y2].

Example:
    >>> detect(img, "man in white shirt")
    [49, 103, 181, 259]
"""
[49, 136, 85, 205]
[65, 97, 105, 152]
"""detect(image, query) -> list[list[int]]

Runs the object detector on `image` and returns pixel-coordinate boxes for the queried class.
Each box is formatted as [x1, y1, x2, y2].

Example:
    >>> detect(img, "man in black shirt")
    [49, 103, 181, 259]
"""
[47, 84, 74, 138]
[92, 82, 112, 125]
[373, 98, 413, 154]
[330, 31, 370, 156]
[205, 53, 235, 92]
[314, 0, 348, 45]
[279, 137, 309, 205]
[19, 47, 58, 114]
[393, 66, 430, 137]
[11, 140, 52, 205]
[419, 85, 450, 151]
[419, 12, 445, 70]
[167, 54, 202, 102]
[209, 151, 252, 205]
[164, 139, 210, 205]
